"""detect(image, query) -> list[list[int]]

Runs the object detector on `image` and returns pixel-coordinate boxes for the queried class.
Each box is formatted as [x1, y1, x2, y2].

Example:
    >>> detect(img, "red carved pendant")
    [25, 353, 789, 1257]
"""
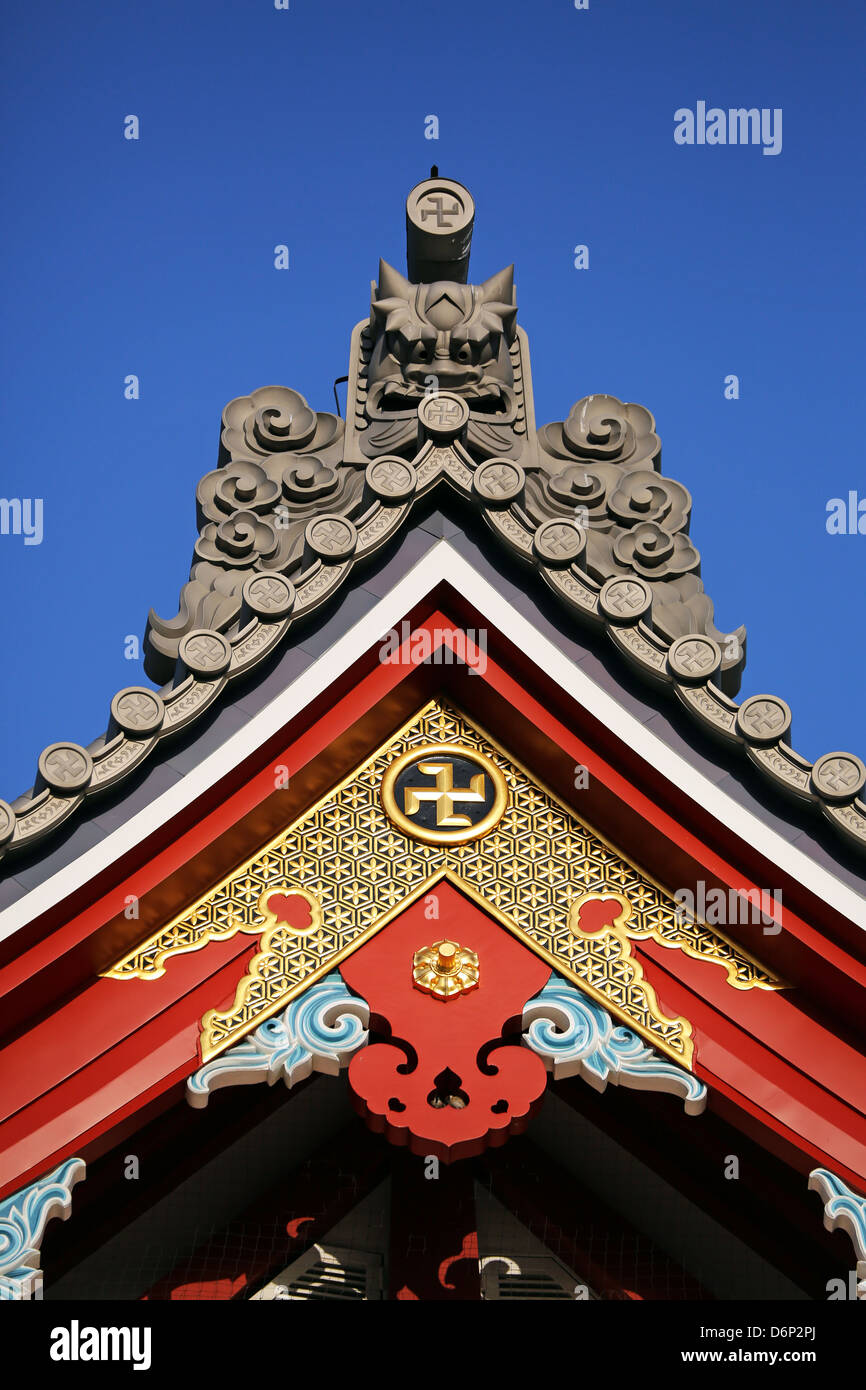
[342, 880, 550, 1162]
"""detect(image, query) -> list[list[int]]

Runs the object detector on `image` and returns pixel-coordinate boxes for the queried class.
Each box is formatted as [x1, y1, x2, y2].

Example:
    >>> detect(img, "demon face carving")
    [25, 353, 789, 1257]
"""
[361, 260, 523, 459]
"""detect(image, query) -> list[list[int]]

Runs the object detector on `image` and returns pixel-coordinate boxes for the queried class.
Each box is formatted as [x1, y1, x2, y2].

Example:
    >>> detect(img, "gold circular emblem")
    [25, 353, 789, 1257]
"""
[380, 742, 508, 846]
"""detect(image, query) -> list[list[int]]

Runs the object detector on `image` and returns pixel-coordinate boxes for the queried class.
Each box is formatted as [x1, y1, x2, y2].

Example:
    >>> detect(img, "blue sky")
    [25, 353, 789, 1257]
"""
[1, 0, 863, 799]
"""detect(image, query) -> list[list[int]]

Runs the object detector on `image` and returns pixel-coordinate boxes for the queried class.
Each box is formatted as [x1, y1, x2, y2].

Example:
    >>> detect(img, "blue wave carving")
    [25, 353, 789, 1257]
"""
[188, 971, 369, 1107]
[809, 1168, 866, 1289]
[0, 1157, 85, 1300]
[522, 974, 706, 1114]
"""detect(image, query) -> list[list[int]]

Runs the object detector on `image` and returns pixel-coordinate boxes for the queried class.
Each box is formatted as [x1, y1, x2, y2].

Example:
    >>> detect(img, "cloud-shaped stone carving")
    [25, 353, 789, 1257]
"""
[194, 511, 292, 571]
[221, 386, 340, 459]
[608, 469, 692, 533]
[540, 394, 661, 469]
[613, 521, 700, 579]
[196, 461, 281, 522]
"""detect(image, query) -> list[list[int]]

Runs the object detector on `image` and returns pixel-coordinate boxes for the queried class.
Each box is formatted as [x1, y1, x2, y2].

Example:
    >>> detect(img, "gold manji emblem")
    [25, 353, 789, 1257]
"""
[380, 743, 508, 846]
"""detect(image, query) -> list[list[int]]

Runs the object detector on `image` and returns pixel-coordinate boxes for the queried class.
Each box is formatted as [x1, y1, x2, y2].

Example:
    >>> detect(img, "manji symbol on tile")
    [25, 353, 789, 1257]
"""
[104, 702, 782, 1065]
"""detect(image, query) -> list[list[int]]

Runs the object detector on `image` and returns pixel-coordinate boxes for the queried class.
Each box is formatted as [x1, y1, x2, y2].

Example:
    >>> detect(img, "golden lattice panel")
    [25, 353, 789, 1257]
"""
[105, 701, 781, 1064]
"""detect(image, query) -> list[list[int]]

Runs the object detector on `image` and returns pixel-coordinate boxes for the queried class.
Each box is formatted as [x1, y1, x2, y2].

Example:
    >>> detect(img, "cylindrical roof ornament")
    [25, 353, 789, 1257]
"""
[406, 174, 475, 284]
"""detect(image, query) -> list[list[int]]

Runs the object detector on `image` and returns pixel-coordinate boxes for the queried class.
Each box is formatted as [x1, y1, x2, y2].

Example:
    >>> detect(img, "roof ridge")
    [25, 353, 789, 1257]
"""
[0, 422, 863, 860]
[2, 175, 864, 861]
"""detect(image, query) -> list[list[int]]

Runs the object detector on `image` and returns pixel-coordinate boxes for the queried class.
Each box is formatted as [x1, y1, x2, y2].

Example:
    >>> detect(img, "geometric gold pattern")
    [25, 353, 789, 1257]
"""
[104, 701, 783, 1068]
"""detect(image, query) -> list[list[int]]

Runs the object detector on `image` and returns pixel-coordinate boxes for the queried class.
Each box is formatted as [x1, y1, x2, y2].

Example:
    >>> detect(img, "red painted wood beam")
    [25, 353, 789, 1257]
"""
[1, 605, 863, 1207]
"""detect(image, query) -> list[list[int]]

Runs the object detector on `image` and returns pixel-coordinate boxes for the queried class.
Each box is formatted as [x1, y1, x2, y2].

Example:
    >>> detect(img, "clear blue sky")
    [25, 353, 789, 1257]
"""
[1, 0, 863, 799]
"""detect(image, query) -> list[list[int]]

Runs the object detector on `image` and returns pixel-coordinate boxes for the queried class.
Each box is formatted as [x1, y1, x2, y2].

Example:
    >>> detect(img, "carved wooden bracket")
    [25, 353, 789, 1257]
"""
[341, 880, 550, 1163]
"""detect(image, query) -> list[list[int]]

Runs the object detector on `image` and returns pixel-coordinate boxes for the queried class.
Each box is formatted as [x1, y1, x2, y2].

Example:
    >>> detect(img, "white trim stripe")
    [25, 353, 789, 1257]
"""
[1, 543, 863, 945]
